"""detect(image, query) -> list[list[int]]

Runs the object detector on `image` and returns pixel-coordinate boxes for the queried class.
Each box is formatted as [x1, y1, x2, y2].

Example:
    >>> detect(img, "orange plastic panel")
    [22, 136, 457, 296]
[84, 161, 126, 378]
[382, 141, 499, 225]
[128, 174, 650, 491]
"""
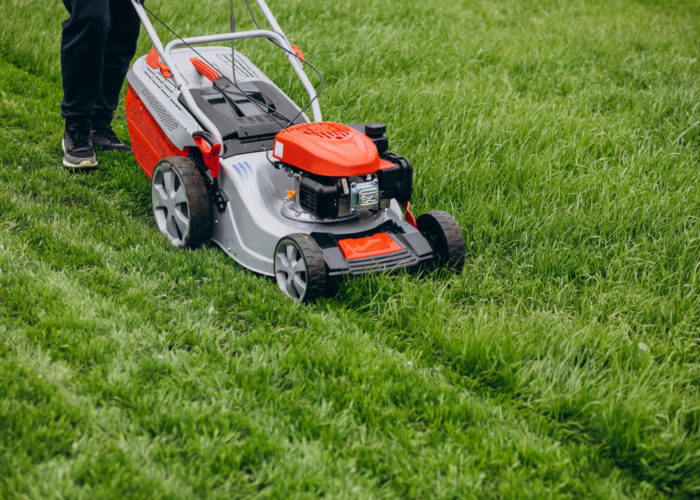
[146, 47, 159, 69]
[126, 85, 189, 177]
[193, 135, 222, 178]
[146, 47, 171, 78]
[291, 44, 305, 60]
[338, 233, 403, 260]
[399, 201, 417, 228]
[190, 57, 221, 82]
[273, 122, 385, 176]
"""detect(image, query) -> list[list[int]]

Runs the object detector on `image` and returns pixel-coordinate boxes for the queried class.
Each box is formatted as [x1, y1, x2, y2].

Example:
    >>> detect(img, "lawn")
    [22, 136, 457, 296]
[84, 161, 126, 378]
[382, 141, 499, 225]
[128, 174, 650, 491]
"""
[0, 0, 698, 497]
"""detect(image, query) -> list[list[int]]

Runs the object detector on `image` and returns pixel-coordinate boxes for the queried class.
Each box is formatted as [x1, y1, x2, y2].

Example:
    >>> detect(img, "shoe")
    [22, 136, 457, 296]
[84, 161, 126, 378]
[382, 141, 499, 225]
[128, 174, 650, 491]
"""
[91, 123, 132, 152]
[62, 121, 98, 169]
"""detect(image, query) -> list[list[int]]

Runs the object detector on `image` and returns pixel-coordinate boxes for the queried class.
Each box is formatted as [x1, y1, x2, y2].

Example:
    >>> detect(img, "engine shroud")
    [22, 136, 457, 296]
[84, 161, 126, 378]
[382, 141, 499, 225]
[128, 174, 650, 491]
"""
[272, 122, 395, 176]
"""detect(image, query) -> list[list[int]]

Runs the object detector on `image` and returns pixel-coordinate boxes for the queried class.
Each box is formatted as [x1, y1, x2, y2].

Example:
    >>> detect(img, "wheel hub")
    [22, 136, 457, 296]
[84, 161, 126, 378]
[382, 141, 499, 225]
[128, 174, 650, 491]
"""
[275, 241, 308, 300]
[152, 168, 190, 245]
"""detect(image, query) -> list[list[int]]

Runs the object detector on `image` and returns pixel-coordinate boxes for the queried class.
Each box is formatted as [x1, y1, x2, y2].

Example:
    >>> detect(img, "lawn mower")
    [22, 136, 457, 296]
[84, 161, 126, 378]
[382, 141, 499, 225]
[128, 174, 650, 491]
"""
[126, 0, 466, 302]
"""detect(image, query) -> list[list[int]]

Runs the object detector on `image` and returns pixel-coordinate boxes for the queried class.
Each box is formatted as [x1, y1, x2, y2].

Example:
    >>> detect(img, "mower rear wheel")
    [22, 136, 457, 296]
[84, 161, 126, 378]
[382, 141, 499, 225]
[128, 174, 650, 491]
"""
[274, 234, 327, 302]
[416, 211, 466, 269]
[151, 156, 211, 249]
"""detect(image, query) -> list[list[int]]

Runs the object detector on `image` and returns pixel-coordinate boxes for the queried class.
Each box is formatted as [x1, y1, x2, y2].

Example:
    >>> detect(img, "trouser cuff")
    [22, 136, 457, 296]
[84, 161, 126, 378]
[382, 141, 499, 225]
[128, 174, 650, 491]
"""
[64, 116, 92, 128]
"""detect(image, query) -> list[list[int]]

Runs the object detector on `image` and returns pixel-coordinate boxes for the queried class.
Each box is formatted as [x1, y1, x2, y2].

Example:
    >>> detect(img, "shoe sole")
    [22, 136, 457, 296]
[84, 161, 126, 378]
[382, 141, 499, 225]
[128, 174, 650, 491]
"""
[62, 139, 98, 169]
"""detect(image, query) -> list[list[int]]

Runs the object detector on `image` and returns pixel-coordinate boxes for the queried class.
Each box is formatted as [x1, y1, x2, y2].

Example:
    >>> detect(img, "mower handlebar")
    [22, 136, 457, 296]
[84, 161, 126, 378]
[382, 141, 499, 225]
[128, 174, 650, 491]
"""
[164, 30, 321, 124]
[129, 0, 322, 152]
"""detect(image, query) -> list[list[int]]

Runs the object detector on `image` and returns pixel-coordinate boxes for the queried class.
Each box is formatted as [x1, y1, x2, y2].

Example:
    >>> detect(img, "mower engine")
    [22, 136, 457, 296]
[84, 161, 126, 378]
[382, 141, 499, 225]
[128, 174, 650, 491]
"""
[271, 122, 413, 221]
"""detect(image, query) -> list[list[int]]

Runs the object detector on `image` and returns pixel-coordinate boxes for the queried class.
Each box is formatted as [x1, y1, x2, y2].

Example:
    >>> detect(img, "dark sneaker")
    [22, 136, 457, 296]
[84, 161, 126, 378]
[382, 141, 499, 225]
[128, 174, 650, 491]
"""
[62, 122, 98, 169]
[91, 123, 132, 152]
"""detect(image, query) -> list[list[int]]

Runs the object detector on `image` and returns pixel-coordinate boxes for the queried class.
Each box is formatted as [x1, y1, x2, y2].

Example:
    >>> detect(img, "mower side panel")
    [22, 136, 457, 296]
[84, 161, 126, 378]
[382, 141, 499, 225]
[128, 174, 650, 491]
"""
[125, 85, 191, 177]
[127, 63, 197, 151]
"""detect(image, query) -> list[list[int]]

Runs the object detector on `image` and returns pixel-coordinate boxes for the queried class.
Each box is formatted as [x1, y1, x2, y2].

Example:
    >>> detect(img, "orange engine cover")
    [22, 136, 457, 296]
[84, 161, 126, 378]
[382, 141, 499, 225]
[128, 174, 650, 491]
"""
[272, 122, 391, 177]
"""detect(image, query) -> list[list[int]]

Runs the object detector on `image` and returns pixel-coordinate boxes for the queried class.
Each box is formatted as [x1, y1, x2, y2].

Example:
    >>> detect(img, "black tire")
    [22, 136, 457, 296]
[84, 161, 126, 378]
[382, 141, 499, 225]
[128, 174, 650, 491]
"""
[273, 233, 328, 302]
[151, 156, 211, 249]
[416, 211, 466, 269]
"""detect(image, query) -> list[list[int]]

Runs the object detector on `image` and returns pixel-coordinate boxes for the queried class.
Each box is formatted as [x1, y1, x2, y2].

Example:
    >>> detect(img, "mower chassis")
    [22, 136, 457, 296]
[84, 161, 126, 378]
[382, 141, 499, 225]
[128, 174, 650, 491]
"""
[126, 0, 458, 299]
[127, 44, 433, 277]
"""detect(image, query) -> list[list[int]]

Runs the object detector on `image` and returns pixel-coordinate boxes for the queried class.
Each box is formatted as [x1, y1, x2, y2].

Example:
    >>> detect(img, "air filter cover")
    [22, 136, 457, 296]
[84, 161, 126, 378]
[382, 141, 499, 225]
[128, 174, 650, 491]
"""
[272, 122, 387, 177]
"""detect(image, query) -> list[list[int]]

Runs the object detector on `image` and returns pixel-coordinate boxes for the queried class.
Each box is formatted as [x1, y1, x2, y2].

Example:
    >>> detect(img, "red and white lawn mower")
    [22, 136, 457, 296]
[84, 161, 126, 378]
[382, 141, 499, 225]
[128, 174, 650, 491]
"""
[126, 0, 465, 302]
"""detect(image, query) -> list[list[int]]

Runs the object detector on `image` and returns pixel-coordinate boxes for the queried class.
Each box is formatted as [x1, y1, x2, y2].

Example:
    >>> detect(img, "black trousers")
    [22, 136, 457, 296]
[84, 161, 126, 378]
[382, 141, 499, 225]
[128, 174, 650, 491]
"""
[61, 0, 141, 125]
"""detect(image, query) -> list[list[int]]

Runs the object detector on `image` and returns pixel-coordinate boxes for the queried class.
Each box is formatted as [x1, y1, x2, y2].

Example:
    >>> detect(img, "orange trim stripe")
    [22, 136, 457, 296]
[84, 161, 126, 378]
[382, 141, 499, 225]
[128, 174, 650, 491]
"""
[291, 44, 305, 60]
[146, 47, 172, 78]
[190, 57, 221, 82]
[338, 233, 403, 260]
[146, 47, 159, 69]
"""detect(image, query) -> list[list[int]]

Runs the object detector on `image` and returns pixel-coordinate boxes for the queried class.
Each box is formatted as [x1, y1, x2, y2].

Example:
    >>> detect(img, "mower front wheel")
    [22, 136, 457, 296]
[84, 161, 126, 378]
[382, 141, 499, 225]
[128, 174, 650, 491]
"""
[151, 156, 211, 249]
[274, 234, 328, 302]
[417, 211, 466, 269]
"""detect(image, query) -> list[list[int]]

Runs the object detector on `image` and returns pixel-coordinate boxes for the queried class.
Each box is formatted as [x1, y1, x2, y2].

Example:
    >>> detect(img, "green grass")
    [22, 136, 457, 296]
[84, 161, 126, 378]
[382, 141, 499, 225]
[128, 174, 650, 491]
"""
[1, 0, 698, 497]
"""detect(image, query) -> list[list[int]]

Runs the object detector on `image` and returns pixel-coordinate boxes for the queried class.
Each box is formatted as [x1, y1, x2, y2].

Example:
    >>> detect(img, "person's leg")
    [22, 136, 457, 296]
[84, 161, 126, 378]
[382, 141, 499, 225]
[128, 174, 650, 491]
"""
[60, 0, 110, 167]
[61, 0, 111, 123]
[91, 0, 141, 152]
